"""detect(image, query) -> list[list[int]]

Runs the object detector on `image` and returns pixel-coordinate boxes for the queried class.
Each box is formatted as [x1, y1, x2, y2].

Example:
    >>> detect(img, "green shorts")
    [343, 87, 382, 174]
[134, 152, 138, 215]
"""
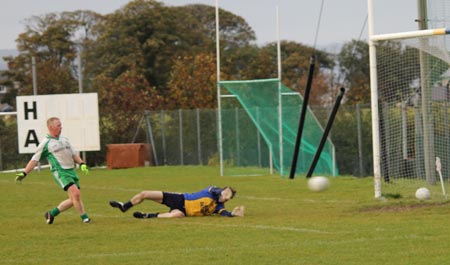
[51, 168, 80, 191]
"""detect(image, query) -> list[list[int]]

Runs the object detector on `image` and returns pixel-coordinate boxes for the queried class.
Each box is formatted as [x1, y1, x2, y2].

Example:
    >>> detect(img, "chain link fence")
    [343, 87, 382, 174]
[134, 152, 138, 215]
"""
[0, 104, 373, 177]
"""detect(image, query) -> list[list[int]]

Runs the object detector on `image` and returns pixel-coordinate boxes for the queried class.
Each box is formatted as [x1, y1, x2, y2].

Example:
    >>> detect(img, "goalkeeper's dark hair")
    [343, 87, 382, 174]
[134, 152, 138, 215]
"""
[224, 186, 237, 199]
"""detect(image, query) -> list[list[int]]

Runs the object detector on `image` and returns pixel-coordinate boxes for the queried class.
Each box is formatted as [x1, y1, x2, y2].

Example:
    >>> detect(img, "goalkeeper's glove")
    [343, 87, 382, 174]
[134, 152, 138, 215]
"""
[231, 205, 245, 217]
[15, 171, 27, 183]
[80, 163, 89, 175]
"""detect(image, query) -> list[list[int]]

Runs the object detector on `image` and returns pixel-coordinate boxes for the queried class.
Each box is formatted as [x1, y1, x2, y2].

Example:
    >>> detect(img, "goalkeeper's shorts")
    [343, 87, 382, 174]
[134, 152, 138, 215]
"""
[162, 192, 186, 215]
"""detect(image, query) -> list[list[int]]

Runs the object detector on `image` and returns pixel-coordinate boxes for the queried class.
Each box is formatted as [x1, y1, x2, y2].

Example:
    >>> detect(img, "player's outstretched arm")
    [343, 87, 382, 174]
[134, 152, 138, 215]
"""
[218, 206, 245, 217]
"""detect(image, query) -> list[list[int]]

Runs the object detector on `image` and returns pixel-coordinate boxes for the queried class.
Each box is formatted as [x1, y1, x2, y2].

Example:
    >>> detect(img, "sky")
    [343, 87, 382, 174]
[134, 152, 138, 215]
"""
[0, 0, 420, 51]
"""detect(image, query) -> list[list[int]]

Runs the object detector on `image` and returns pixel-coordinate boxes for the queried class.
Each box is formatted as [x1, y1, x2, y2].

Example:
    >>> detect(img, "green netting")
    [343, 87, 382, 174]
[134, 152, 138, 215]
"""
[220, 78, 338, 177]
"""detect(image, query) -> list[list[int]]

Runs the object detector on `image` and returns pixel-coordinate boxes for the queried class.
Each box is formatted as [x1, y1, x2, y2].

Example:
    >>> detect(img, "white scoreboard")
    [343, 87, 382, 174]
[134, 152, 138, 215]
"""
[16, 93, 100, 154]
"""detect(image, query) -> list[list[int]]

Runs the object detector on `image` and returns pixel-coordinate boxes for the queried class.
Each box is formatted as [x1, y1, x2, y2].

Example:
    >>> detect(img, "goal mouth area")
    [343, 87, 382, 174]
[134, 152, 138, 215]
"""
[369, 28, 450, 199]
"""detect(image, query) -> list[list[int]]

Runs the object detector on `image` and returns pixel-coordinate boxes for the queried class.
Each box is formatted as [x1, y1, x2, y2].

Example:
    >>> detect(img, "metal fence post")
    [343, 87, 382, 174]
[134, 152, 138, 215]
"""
[179, 109, 184, 165]
[196, 108, 202, 165]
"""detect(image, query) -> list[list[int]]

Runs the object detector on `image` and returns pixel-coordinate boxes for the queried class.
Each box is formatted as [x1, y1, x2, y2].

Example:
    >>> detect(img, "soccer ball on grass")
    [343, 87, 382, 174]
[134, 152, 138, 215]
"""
[307, 176, 330, 192]
[415, 187, 431, 200]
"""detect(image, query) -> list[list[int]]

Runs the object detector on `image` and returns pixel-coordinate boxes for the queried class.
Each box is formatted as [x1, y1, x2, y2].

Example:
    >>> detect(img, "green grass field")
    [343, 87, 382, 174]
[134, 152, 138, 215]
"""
[1, 166, 450, 265]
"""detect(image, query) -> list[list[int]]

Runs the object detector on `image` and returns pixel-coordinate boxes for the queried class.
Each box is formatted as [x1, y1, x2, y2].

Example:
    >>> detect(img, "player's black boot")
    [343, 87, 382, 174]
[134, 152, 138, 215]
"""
[133, 212, 158, 219]
[44, 211, 55, 224]
[109, 200, 126, 212]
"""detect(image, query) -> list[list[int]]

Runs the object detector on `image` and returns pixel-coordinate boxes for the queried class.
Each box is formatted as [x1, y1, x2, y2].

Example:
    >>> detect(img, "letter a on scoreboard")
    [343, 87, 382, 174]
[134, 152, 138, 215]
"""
[16, 93, 100, 154]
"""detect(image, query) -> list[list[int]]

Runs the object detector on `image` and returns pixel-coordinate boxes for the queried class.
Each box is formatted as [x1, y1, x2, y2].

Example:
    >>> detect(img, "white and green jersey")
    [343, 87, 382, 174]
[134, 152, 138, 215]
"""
[31, 134, 77, 171]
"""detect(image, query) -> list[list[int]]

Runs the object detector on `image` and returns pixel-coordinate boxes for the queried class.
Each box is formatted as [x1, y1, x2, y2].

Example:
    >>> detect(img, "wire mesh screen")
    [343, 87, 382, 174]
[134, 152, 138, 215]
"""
[147, 109, 218, 166]
[220, 79, 337, 177]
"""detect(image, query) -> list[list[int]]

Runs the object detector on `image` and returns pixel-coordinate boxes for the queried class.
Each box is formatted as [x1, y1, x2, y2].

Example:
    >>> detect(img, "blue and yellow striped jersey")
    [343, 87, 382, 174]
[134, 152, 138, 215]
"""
[183, 186, 226, 216]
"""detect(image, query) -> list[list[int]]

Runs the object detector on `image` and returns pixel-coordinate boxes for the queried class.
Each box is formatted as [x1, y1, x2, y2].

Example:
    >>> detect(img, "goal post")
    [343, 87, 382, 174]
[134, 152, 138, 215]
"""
[368, 0, 450, 199]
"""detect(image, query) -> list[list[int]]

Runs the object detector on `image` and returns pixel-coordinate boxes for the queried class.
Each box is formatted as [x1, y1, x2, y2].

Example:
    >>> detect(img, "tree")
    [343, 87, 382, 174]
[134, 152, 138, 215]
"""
[87, 0, 257, 103]
[61, 10, 106, 92]
[180, 4, 256, 50]
[3, 10, 103, 98]
[87, 0, 203, 89]
[93, 68, 163, 144]
[376, 41, 421, 103]
[165, 53, 217, 109]
[337, 40, 370, 104]
[222, 41, 335, 106]
[338, 39, 421, 105]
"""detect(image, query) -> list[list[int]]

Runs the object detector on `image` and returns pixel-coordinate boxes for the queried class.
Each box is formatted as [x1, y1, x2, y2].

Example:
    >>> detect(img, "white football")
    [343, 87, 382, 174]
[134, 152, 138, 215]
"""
[308, 176, 330, 192]
[415, 187, 431, 200]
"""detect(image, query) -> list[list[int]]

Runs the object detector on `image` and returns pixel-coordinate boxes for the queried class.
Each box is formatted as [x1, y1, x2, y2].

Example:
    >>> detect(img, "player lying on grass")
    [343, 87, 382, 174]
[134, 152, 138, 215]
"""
[109, 186, 245, 218]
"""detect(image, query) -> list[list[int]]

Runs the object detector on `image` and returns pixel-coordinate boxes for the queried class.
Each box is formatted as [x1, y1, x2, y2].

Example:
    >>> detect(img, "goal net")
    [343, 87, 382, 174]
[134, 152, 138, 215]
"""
[370, 30, 450, 199]
[219, 79, 338, 177]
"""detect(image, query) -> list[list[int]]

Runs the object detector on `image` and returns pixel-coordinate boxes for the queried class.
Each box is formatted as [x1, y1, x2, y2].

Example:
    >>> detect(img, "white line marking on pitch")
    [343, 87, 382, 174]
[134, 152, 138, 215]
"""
[177, 221, 330, 234]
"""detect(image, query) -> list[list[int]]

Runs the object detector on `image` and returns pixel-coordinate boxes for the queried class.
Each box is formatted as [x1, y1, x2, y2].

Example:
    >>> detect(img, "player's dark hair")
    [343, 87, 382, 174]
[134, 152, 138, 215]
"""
[224, 186, 237, 198]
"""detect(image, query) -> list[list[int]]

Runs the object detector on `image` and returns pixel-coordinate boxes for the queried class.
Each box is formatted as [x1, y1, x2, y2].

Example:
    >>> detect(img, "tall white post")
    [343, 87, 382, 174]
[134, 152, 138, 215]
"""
[78, 48, 86, 163]
[78, 51, 83, 93]
[215, 0, 224, 176]
[276, 6, 283, 176]
[31, 56, 41, 171]
[31, 57, 37, 95]
[367, 0, 382, 198]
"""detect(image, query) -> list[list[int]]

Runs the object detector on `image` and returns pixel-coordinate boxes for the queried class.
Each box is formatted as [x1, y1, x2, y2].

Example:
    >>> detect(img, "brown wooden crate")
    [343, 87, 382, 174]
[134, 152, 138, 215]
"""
[106, 143, 152, 169]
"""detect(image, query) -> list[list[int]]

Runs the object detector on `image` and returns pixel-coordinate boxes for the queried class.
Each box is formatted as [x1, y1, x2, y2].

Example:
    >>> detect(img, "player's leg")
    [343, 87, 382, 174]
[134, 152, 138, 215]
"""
[60, 169, 91, 223]
[131, 191, 164, 204]
[44, 198, 73, 224]
[133, 209, 185, 219]
[46, 169, 90, 224]
[110, 191, 164, 212]
[66, 184, 91, 223]
[66, 184, 84, 214]
[158, 209, 185, 218]
[132, 193, 185, 219]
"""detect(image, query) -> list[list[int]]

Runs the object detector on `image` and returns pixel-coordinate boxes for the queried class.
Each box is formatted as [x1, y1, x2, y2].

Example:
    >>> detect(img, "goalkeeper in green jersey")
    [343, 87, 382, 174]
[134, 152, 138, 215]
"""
[15, 117, 92, 224]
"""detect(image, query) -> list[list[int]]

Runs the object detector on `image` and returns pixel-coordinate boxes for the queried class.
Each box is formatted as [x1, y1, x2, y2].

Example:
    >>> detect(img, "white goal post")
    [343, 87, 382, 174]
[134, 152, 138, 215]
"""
[367, 0, 450, 199]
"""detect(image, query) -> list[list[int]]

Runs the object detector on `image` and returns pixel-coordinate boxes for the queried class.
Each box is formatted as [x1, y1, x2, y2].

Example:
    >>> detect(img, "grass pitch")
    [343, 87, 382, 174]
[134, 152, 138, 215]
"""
[1, 166, 450, 265]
